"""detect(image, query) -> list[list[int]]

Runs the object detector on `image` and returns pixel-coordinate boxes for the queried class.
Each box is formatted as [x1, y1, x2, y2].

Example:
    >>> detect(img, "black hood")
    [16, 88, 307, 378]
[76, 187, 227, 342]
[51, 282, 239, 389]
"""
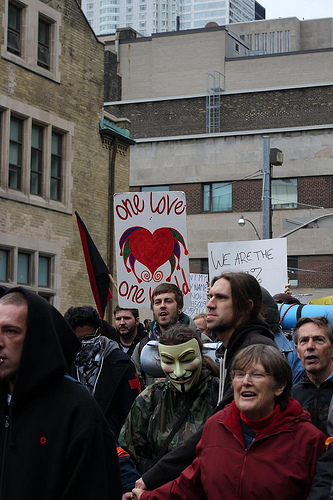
[2, 287, 80, 404]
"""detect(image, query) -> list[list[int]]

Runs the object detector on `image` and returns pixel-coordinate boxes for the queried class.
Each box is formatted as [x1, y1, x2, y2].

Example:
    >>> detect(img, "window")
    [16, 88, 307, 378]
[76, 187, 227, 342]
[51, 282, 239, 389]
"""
[271, 179, 297, 209]
[1, 95, 74, 212]
[38, 17, 50, 69]
[2, 0, 61, 82]
[38, 255, 50, 287]
[269, 32, 275, 53]
[262, 32, 267, 52]
[17, 252, 30, 284]
[9, 116, 23, 190]
[7, 2, 21, 55]
[277, 31, 283, 53]
[285, 30, 290, 52]
[51, 132, 62, 201]
[0, 250, 9, 282]
[203, 182, 232, 212]
[30, 124, 43, 195]
[0, 245, 56, 301]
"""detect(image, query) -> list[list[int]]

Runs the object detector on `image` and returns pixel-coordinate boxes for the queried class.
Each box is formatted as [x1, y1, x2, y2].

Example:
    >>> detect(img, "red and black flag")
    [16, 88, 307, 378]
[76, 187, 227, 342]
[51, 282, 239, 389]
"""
[75, 211, 113, 318]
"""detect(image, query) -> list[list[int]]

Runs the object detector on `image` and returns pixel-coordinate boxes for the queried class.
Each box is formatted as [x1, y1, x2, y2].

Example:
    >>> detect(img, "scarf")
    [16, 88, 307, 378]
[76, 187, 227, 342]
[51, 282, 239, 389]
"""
[74, 335, 104, 395]
[240, 403, 281, 434]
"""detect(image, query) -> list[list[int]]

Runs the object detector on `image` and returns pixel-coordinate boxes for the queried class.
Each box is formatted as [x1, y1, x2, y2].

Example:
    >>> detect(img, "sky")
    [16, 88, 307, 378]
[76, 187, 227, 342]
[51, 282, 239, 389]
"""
[262, 0, 333, 21]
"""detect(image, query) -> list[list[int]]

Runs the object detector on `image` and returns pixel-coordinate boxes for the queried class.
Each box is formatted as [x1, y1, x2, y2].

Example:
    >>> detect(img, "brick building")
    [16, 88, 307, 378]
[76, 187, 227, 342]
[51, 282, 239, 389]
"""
[0, 0, 134, 314]
[104, 18, 333, 300]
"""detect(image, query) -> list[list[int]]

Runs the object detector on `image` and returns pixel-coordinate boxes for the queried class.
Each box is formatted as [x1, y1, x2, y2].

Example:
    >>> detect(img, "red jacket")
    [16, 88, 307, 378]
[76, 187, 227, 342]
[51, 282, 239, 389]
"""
[141, 398, 326, 500]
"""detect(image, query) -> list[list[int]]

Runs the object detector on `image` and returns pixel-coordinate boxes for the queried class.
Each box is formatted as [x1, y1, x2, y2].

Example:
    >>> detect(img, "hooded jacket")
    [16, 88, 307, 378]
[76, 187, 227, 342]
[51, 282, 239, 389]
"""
[0, 287, 122, 500]
[69, 335, 140, 437]
[141, 398, 326, 500]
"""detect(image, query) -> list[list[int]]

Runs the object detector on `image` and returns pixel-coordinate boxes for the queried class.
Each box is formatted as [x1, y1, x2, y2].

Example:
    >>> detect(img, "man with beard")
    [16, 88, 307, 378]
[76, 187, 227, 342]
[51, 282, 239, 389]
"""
[291, 316, 333, 434]
[113, 306, 148, 358]
[133, 272, 277, 492]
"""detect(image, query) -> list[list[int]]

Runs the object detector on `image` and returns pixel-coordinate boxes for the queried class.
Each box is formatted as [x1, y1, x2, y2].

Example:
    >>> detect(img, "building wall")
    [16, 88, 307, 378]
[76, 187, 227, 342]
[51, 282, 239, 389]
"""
[110, 84, 333, 138]
[115, 28, 228, 100]
[105, 19, 333, 102]
[0, 0, 118, 313]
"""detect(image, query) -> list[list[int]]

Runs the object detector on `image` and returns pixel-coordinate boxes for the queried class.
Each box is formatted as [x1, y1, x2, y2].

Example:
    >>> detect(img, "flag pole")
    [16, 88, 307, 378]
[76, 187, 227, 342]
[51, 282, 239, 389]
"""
[108, 273, 118, 292]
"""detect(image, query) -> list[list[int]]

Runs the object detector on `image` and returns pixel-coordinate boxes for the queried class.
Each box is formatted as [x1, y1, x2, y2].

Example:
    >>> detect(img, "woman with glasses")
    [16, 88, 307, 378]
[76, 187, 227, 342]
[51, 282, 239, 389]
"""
[131, 344, 326, 500]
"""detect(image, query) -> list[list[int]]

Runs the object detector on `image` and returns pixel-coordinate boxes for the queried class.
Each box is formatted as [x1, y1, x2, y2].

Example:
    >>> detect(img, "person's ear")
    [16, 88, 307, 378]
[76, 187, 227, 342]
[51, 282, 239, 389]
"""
[274, 382, 287, 397]
[295, 343, 301, 360]
[247, 299, 254, 314]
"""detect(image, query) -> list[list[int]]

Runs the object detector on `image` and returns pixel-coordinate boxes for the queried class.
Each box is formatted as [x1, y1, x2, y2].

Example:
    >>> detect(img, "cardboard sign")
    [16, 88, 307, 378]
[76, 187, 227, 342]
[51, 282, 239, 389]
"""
[208, 238, 287, 296]
[114, 191, 190, 308]
[183, 273, 208, 317]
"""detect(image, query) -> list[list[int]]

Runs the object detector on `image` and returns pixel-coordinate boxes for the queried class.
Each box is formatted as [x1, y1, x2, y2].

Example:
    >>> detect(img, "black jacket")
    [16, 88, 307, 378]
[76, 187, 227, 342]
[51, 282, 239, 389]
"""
[142, 317, 276, 489]
[70, 338, 140, 437]
[307, 442, 333, 500]
[0, 287, 122, 500]
[291, 374, 333, 435]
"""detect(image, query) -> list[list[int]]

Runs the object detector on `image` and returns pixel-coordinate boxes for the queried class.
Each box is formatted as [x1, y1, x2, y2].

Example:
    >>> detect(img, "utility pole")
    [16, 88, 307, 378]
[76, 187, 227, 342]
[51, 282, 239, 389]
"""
[262, 136, 272, 239]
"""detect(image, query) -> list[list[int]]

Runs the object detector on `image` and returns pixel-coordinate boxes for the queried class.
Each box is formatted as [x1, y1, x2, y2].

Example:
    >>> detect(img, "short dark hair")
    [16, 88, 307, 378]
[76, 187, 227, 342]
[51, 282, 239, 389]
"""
[211, 272, 262, 325]
[159, 324, 202, 349]
[64, 306, 100, 331]
[151, 283, 183, 310]
[231, 344, 292, 411]
[0, 291, 27, 307]
[293, 316, 333, 344]
[113, 305, 139, 319]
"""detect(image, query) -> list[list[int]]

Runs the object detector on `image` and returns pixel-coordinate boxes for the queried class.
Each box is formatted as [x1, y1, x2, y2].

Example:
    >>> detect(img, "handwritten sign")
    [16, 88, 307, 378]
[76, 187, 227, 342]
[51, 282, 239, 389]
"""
[208, 238, 287, 296]
[183, 273, 208, 317]
[114, 191, 190, 308]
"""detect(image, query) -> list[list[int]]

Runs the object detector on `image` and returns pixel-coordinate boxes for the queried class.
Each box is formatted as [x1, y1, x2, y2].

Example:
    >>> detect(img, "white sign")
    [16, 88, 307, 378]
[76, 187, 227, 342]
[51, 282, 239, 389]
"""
[114, 191, 191, 309]
[183, 273, 208, 317]
[208, 238, 287, 296]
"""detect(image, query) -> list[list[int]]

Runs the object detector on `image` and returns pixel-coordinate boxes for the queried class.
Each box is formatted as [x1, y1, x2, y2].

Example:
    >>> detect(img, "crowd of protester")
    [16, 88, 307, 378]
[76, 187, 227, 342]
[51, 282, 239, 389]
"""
[1, 273, 333, 499]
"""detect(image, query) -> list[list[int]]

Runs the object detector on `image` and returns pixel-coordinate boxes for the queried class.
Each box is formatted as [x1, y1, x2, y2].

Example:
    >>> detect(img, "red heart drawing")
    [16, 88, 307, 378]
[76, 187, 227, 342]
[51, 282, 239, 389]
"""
[128, 227, 174, 275]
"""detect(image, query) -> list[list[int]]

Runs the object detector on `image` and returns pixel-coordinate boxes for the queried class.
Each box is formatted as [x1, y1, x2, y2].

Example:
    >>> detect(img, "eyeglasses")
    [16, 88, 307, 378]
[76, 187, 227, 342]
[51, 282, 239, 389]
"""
[230, 370, 273, 382]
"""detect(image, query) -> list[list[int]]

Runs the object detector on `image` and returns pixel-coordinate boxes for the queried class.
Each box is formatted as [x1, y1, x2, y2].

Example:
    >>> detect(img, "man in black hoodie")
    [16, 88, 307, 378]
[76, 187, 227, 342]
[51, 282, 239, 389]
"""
[136, 272, 277, 491]
[0, 287, 122, 500]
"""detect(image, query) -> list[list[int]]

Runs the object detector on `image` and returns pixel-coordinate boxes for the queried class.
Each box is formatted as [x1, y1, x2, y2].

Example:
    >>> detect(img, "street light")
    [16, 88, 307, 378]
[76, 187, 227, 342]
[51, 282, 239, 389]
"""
[237, 215, 261, 240]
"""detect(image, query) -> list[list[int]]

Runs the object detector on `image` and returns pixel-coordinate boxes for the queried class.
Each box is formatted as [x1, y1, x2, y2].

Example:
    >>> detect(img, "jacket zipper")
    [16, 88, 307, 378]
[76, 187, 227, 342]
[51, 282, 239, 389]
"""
[0, 414, 10, 500]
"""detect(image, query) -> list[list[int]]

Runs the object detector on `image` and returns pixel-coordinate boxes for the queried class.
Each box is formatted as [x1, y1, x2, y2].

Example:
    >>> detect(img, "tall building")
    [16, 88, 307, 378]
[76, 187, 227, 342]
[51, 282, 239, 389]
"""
[83, 0, 265, 37]
[0, 0, 134, 316]
[104, 17, 333, 300]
